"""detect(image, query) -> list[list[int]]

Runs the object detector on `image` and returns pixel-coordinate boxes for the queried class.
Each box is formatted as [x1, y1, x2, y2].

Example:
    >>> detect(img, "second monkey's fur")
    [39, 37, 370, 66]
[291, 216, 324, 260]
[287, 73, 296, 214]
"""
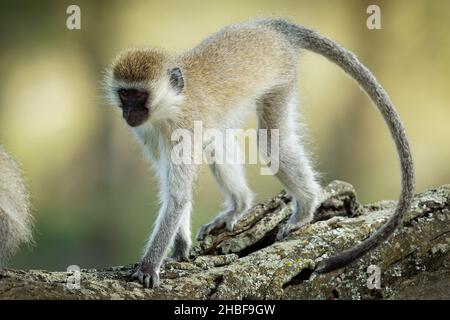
[0, 146, 33, 266]
[105, 18, 414, 288]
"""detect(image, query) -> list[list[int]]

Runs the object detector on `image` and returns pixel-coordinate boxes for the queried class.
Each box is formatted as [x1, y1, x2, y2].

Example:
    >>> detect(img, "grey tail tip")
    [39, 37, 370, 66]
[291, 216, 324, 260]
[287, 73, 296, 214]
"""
[314, 258, 344, 274]
[314, 261, 329, 274]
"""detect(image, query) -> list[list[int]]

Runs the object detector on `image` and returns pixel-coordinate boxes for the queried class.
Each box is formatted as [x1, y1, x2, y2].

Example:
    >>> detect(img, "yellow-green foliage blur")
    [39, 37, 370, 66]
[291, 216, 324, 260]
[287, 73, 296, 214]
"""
[0, 0, 449, 269]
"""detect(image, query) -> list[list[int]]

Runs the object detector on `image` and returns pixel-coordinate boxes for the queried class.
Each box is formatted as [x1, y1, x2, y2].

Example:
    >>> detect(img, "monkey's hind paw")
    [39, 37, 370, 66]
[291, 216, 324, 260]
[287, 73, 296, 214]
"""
[276, 220, 309, 240]
[131, 264, 160, 289]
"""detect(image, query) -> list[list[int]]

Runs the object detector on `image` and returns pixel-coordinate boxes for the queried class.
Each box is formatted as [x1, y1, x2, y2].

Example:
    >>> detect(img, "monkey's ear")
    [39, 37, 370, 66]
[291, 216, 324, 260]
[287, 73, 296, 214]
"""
[168, 67, 184, 93]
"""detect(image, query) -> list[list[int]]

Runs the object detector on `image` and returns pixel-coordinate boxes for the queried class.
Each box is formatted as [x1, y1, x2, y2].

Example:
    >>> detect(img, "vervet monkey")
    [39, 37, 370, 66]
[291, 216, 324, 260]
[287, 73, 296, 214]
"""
[105, 18, 414, 288]
[0, 145, 33, 266]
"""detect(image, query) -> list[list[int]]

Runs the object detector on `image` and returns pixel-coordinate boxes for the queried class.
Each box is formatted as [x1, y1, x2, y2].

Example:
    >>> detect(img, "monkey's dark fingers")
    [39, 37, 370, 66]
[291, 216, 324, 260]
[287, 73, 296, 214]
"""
[143, 274, 151, 288]
[196, 225, 212, 240]
[196, 220, 226, 240]
[131, 268, 160, 289]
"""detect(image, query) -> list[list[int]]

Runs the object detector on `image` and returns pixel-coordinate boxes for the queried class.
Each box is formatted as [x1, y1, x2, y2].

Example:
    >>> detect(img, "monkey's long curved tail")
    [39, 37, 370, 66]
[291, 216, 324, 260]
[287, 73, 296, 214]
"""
[263, 18, 415, 273]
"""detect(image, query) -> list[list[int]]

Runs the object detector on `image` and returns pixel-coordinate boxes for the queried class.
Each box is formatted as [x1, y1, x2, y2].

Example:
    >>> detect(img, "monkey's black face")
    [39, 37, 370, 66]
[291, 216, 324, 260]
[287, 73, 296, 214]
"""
[118, 88, 149, 127]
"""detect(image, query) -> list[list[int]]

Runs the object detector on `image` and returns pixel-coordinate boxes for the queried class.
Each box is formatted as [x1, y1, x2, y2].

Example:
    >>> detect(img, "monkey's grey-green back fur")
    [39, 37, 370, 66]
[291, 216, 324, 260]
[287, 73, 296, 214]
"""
[261, 18, 415, 273]
[0, 145, 33, 266]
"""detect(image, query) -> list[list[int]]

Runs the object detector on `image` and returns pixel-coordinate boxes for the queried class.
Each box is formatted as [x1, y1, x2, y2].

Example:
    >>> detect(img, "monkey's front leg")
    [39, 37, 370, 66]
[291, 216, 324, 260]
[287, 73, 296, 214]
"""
[132, 163, 196, 288]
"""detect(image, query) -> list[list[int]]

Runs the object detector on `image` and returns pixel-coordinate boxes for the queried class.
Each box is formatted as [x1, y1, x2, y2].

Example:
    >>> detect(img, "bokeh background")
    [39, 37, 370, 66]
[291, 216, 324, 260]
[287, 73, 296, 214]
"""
[1, 0, 449, 270]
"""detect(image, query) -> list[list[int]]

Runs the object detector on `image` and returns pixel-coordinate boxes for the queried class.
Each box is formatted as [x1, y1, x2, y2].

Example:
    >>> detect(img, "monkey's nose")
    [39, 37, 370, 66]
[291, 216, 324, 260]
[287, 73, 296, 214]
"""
[123, 107, 149, 127]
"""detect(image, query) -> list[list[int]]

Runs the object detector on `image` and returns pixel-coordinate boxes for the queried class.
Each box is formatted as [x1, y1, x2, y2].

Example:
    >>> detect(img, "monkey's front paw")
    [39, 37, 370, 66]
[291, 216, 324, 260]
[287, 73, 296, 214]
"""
[196, 217, 236, 240]
[131, 263, 160, 289]
[196, 222, 219, 240]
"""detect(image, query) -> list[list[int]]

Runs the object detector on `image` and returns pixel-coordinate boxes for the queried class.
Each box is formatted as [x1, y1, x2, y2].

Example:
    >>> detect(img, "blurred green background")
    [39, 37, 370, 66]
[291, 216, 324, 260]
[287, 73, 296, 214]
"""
[0, 0, 449, 270]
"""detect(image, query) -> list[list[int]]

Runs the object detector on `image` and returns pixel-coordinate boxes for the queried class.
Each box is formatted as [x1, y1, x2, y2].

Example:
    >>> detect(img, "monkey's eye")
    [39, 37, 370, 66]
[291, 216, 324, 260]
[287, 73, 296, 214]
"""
[118, 89, 129, 99]
[118, 89, 148, 101]
[135, 91, 146, 98]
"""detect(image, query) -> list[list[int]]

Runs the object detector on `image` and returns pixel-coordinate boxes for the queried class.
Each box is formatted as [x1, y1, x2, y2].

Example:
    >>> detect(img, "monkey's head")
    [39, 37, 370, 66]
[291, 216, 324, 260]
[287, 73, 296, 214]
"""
[105, 48, 185, 127]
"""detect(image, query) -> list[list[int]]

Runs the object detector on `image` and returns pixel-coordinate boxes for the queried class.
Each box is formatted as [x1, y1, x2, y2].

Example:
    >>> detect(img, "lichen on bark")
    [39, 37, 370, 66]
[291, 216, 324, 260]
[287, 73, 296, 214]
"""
[0, 181, 449, 299]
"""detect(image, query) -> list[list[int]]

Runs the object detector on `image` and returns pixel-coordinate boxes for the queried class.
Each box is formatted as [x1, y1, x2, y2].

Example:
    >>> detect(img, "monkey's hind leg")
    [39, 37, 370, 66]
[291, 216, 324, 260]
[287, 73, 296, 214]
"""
[196, 153, 254, 240]
[257, 86, 322, 240]
[171, 208, 192, 261]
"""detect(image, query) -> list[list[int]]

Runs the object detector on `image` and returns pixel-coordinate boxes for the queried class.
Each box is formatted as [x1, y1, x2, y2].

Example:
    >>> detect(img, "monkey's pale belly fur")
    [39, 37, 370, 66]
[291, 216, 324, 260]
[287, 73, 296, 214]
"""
[105, 18, 414, 288]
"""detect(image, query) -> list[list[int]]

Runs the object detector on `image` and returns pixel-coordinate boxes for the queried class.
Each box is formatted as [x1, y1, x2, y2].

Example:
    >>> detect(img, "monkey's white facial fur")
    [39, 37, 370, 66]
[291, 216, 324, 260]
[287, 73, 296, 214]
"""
[105, 48, 185, 127]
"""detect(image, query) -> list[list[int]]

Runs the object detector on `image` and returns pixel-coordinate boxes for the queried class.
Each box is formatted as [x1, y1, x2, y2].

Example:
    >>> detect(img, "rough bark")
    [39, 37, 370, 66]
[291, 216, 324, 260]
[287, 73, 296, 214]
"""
[0, 181, 449, 300]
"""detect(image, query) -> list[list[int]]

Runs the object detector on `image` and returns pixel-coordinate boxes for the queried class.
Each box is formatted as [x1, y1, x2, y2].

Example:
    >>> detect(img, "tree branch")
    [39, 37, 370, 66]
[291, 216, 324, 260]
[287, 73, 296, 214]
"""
[1, 181, 449, 299]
